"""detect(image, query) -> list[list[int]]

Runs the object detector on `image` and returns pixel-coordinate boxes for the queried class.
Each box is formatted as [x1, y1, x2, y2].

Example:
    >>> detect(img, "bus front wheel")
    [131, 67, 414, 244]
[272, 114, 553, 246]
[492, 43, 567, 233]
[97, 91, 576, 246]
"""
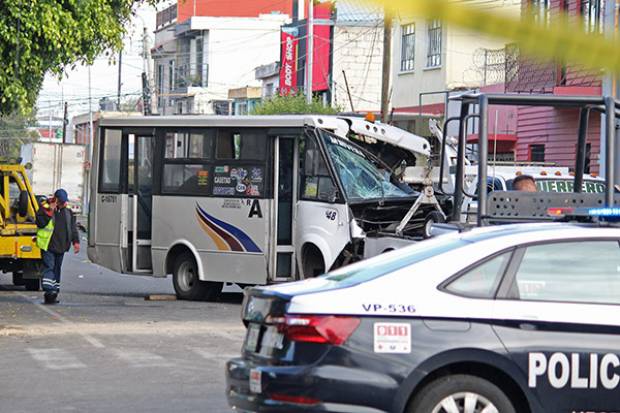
[172, 252, 222, 301]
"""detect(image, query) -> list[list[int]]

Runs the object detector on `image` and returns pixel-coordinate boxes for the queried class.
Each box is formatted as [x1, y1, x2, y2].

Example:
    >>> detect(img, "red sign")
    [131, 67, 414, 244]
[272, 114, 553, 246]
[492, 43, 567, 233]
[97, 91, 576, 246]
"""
[311, 1, 333, 92]
[279, 30, 298, 96]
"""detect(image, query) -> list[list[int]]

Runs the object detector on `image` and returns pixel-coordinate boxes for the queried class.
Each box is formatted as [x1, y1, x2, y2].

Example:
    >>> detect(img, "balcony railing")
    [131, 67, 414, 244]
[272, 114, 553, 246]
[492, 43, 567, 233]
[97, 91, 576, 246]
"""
[156, 5, 177, 29]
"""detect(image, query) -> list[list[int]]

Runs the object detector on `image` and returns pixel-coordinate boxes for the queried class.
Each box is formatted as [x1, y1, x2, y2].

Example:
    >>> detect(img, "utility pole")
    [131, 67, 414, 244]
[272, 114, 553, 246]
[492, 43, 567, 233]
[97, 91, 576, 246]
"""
[86, 66, 94, 215]
[117, 50, 123, 110]
[306, 0, 314, 104]
[381, 9, 392, 123]
[62, 102, 68, 144]
[88, 67, 93, 151]
[342, 70, 355, 112]
[142, 27, 153, 115]
[601, 0, 617, 178]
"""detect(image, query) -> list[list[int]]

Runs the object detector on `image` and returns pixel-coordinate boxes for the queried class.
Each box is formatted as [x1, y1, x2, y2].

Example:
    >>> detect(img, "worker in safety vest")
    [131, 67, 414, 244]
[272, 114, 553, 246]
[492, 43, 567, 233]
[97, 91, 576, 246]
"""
[35, 189, 80, 305]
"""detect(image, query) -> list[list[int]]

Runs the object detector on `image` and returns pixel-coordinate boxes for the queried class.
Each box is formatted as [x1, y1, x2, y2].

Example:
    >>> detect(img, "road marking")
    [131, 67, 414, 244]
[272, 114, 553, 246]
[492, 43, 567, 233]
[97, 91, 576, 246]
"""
[13, 291, 105, 349]
[27, 348, 87, 370]
[113, 349, 173, 368]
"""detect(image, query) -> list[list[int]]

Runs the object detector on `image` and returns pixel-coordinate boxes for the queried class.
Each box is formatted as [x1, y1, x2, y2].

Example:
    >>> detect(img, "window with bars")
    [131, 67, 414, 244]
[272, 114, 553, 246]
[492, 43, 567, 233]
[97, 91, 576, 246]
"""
[400, 23, 415, 72]
[582, 0, 604, 32]
[426, 20, 442, 68]
[530, 0, 550, 25]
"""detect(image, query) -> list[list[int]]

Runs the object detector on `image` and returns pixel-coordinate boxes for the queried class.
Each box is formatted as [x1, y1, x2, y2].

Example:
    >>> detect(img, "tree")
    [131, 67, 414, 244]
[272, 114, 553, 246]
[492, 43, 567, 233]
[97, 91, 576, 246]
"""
[252, 94, 341, 115]
[0, 115, 38, 158]
[0, 1, 155, 115]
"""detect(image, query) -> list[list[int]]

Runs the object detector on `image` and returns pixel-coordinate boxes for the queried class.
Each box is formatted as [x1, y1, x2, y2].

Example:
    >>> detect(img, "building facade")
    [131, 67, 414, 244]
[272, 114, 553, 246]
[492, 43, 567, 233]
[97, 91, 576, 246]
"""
[279, 0, 384, 112]
[390, 0, 521, 115]
[505, 0, 604, 171]
[153, 1, 291, 115]
[255, 62, 280, 99]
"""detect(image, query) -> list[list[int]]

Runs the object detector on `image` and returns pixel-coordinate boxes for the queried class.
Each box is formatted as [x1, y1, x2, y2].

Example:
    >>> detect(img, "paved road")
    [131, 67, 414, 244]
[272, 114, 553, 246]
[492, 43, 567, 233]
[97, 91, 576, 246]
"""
[0, 246, 245, 413]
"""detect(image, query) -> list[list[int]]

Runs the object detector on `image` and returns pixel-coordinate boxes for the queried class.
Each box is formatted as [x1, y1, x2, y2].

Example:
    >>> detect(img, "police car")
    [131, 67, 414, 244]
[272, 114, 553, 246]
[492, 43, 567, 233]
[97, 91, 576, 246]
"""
[226, 218, 620, 413]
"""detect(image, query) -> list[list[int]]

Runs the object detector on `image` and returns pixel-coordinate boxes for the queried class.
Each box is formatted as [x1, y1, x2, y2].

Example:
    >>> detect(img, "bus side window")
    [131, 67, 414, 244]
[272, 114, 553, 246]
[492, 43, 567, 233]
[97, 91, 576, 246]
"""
[216, 129, 267, 161]
[300, 136, 337, 202]
[100, 129, 123, 193]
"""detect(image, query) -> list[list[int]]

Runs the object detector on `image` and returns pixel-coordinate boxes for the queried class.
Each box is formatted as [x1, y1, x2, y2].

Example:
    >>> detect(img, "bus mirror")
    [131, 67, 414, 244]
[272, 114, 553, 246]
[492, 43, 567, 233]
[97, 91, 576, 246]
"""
[328, 188, 339, 203]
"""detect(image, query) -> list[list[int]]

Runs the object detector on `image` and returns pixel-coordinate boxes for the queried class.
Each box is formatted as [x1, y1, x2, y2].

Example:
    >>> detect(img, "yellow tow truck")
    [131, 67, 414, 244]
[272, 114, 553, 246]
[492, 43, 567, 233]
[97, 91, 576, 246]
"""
[0, 162, 43, 291]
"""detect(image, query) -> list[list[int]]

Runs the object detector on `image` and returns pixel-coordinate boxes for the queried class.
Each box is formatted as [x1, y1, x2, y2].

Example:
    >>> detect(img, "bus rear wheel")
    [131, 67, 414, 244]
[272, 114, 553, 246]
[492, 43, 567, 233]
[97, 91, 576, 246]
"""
[172, 252, 222, 301]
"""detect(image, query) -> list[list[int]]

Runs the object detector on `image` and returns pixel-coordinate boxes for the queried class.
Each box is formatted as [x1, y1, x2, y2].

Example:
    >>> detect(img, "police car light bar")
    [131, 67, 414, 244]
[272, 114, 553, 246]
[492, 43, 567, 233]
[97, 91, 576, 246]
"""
[547, 207, 620, 219]
[586, 207, 620, 217]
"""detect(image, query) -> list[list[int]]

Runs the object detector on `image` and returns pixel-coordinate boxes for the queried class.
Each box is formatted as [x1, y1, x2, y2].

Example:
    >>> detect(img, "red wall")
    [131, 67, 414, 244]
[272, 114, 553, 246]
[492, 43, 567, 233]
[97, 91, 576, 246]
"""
[178, 0, 293, 22]
[515, 106, 601, 173]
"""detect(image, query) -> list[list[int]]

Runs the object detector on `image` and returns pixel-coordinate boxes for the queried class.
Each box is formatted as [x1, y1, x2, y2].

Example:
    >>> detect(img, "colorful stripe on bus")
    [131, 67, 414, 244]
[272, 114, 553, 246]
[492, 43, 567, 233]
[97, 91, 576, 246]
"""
[195, 204, 262, 253]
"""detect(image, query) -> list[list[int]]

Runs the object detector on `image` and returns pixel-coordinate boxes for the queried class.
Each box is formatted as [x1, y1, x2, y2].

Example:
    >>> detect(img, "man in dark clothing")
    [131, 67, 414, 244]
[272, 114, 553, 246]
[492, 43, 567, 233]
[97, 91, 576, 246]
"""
[35, 188, 80, 305]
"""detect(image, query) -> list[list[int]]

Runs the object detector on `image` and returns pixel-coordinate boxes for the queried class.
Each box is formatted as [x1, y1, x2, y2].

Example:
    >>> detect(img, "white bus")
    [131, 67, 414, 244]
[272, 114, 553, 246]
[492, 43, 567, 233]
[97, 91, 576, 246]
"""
[87, 115, 437, 300]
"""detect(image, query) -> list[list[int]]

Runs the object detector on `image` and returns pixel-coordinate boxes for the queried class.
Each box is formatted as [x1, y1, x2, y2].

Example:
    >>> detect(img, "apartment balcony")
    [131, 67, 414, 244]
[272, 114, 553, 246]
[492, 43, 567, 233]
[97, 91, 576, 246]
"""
[505, 43, 602, 94]
[156, 4, 177, 29]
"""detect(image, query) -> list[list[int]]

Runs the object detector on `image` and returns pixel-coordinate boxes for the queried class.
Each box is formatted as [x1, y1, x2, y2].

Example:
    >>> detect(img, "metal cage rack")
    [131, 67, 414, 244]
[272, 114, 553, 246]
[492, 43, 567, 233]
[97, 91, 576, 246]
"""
[438, 93, 620, 227]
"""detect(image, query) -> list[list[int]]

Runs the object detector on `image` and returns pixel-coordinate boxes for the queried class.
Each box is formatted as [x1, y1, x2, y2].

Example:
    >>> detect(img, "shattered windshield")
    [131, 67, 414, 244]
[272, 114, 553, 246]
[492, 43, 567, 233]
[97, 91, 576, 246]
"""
[319, 130, 412, 201]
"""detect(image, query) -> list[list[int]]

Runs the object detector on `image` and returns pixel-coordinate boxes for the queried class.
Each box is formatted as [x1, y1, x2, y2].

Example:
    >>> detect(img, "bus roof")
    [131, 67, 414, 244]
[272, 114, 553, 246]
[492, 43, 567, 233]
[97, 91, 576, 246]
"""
[98, 114, 350, 132]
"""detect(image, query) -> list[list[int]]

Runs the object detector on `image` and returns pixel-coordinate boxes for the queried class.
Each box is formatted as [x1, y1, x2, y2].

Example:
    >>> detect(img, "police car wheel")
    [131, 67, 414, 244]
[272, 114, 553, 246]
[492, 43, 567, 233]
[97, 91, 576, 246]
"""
[409, 375, 516, 413]
[172, 252, 222, 302]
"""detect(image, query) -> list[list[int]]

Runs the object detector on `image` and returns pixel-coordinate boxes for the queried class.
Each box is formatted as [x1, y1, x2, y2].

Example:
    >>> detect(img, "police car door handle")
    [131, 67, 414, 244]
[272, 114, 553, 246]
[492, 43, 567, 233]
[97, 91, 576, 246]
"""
[519, 322, 538, 331]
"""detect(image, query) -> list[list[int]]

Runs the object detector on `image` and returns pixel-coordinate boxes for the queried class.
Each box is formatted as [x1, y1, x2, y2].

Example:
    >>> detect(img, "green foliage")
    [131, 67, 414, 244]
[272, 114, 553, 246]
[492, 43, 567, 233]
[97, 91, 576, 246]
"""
[0, 115, 38, 157]
[0, 0, 156, 115]
[252, 94, 341, 115]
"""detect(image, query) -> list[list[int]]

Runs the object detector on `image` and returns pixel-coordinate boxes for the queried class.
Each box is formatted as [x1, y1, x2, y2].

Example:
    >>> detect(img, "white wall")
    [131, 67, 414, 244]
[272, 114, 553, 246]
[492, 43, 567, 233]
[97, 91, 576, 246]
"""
[390, 0, 520, 110]
[332, 25, 383, 112]
[445, 26, 512, 90]
[390, 17, 447, 110]
[189, 15, 289, 113]
[153, 23, 178, 115]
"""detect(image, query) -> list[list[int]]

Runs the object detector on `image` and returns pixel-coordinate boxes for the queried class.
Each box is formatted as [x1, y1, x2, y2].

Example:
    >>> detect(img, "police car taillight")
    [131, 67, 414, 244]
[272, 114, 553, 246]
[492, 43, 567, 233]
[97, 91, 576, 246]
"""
[279, 315, 361, 345]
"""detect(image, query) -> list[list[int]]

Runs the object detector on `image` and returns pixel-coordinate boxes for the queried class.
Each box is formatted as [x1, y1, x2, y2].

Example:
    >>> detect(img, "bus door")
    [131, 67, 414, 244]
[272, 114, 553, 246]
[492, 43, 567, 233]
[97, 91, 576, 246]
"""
[272, 136, 298, 281]
[90, 128, 126, 273]
[128, 132, 155, 273]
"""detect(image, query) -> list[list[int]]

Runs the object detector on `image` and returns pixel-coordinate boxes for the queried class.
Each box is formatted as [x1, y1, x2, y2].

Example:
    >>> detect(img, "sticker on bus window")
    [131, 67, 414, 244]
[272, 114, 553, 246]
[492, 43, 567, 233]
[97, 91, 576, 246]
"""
[197, 170, 209, 186]
[251, 167, 263, 183]
[304, 182, 318, 198]
[213, 187, 236, 196]
[213, 165, 263, 197]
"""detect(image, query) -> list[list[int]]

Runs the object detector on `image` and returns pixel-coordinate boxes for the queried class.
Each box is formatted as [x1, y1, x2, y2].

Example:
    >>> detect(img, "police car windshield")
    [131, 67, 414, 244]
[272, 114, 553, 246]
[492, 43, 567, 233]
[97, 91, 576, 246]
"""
[323, 236, 469, 287]
[320, 130, 412, 201]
